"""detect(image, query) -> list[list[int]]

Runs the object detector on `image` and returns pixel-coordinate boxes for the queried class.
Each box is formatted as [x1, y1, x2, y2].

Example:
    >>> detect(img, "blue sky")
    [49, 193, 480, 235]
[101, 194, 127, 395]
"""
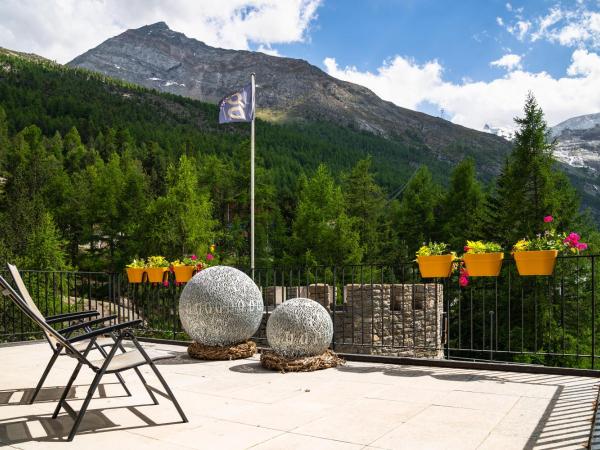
[1, 0, 599, 130]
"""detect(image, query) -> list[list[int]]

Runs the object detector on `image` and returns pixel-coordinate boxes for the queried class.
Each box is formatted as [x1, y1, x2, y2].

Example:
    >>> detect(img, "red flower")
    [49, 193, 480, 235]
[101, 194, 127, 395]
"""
[162, 281, 169, 287]
[543, 215, 554, 223]
[191, 254, 197, 261]
[459, 276, 469, 287]
[206, 253, 214, 261]
[464, 246, 470, 252]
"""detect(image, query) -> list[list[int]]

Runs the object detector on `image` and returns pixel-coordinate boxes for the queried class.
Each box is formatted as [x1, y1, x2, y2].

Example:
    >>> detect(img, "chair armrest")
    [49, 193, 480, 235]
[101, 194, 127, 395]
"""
[60, 315, 118, 336]
[46, 310, 99, 324]
[68, 320, 143, 344]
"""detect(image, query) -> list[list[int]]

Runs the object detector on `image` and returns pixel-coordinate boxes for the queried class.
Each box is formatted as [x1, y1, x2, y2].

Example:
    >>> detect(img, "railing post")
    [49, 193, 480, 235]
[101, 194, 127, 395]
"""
[592, 256, 596, 370]
[332, 266, 336, 352]
[489, 311, 494, 361]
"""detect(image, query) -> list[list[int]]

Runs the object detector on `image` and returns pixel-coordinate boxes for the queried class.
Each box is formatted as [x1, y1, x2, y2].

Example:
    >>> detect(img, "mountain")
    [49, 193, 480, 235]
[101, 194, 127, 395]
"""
[551, 113, 600, 171]
[68, 22, 511, 177]
[549, 113, 600, 218]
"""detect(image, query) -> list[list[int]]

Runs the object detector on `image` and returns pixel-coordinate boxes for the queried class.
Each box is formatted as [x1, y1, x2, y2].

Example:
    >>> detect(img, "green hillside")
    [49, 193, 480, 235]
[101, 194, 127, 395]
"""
[0, 50, 592, 271]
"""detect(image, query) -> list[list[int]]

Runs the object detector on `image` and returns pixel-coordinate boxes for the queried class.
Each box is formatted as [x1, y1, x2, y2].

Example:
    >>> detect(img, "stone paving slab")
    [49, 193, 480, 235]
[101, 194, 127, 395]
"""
[0, 341, 597, 449]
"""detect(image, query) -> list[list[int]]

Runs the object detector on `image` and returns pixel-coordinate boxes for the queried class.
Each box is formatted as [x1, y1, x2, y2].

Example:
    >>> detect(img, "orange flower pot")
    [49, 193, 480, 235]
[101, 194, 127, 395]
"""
[417, 254, 454, 278]
[126, 267, 144, 283]
[463, 253, 504, 277]
[146, 267, 168, 283]
[513, 250, 558, 276]
[173, 265, 195, 283]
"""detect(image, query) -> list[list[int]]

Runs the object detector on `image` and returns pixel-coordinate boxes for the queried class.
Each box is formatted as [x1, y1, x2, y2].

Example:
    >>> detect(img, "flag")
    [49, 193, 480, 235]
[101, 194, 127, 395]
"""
[218, 83, 255, 124]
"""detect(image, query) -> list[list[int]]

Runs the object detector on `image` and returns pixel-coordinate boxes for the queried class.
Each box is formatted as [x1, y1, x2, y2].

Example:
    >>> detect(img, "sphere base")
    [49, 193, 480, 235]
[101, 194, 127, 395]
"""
[260, 349, 344, 373]
[188, 340, 257, 360]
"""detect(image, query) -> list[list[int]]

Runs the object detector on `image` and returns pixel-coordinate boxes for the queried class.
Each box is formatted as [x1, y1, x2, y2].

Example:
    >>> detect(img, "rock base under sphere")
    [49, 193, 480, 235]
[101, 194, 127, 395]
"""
[260, 349, 344, 372]
[188, 340, 257, 360]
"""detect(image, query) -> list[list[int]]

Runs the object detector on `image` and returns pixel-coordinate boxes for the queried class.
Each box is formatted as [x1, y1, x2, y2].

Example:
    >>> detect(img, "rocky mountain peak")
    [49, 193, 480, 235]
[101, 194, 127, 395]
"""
[68, 23, 510, 170]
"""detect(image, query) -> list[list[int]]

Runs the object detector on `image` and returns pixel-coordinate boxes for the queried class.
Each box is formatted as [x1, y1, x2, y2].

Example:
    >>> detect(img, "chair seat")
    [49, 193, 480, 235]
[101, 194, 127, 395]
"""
[89, 349, 173, 372]
[71, 338, 114, 352]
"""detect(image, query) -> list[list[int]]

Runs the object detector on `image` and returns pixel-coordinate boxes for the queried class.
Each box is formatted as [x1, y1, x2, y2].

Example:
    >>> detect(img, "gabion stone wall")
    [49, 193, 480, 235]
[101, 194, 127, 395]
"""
[258, 283, 443, 359]
[333, 283, 443, 358]
[263, 284, 332, 309]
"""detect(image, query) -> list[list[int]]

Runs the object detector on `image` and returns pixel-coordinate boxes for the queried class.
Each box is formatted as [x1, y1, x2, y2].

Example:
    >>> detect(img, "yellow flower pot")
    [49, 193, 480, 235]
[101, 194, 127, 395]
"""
[417, 254, 454, 278]
[126, 267, 145, 283]
[463, 253, 504, 277]
[513, 250, 558, 276]
[173, 265, 195, 283]
[146, 267, 168, 283]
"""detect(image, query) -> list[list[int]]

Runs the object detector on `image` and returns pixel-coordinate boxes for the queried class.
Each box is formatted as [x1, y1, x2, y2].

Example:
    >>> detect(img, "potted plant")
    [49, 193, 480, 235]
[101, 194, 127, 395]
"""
[512, 216, 588, 276]
[126, 258, 146, 283]
[416, 242, 456, 278]
[462, 241, 504, 277]
[171, 255, 203, 283]
[145, 256, 170, 283]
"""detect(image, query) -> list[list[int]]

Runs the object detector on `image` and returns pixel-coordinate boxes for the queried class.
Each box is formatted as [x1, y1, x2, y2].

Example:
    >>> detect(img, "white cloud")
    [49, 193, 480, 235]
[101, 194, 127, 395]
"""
[0, 0, 321, 63]
[490, 53, 522, 70]
[503, 2, 600, 48]
[324, 49, 600, 132]
[496, 17, 504, 26]
[507, 20, 531, 41]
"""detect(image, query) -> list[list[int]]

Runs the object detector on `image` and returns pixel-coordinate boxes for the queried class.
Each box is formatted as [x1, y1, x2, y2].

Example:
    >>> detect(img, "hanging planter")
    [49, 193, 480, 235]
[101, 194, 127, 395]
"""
[462, 241, 504, 277]
[513, 250, 558, 276]
[126, 267, 145, 283]
[173, 265, 195, 283]
[125, 258, 146, 283]
[417, 254, 454, 278]
[145, 256, 170, 283]
[146, 267, 168, 283]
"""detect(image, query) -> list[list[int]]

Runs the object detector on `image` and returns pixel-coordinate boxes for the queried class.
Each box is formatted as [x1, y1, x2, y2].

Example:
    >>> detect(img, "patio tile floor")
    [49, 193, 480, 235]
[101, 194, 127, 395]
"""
[0, 341, 597, 449]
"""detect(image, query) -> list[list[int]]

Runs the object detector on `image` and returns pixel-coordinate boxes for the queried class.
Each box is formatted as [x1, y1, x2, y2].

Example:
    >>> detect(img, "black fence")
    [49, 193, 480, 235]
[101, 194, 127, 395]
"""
[1, 255, 599, 370]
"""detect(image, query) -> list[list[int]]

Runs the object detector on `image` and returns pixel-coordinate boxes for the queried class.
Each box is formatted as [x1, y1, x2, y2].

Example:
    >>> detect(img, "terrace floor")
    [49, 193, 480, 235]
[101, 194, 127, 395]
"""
[0, 341, 598, 450]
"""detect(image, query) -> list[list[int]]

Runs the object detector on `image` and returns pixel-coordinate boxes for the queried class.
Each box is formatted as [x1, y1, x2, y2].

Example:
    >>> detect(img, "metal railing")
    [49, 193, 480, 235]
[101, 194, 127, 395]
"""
[1, 255, 599, 370]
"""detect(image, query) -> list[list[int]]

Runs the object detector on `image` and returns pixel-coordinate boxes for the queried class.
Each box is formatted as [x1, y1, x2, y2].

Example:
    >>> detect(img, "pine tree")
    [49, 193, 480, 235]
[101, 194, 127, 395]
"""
[342, 158, 386, 262]
[395, 166, 442, 255]
[23, 212, 68, 270]
[144, 155, 216, 259]
[440, 158, 485, 251]
[485, 93, 580, 244]
[288, 164, 362, 266]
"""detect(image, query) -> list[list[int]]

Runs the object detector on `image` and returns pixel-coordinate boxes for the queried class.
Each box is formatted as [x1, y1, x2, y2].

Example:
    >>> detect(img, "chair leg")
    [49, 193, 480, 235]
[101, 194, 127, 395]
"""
[67, 368, 104, 441]
[53, 339, 96, 419]
[52, 360, 83, 419]
[66, 336, 122, 441]
[131, 337, 187, 423]
[147, 359, 188, 423]
[132, 367, 158, 405]
[29, 350, 60, 404]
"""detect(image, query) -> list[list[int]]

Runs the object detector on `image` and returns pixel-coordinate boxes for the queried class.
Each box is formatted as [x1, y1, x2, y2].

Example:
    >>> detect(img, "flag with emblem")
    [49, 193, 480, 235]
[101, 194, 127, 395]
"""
[218, 83, 255, 124]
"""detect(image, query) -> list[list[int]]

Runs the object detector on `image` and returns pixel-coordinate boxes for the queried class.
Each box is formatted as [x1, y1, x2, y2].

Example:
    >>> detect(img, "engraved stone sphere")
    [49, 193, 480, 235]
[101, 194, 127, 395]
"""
[179, 266, 264, 346]
[266, 297, 333, 358]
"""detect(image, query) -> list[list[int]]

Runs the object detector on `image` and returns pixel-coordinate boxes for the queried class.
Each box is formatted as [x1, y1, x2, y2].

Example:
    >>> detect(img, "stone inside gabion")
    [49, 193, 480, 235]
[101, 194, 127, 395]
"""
[179, 266, 264, 346]
[266, 297, 333, 358]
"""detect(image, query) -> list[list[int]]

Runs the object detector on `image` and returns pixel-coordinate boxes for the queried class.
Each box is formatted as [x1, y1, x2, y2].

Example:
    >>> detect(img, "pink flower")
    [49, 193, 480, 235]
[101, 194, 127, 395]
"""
[162, 281, 169, 287]
[459, 276, 469, 287]
[206, 253, 214, 261]
[564, 232, 581, 247]
[577, 242, 588, 251]
[191, 254, 197, 261]
[543, 215, 554, 223]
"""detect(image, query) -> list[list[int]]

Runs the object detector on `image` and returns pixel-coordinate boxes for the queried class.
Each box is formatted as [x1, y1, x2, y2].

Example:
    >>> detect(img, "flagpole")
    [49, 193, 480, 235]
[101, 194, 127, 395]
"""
[250, 72, 256, 274]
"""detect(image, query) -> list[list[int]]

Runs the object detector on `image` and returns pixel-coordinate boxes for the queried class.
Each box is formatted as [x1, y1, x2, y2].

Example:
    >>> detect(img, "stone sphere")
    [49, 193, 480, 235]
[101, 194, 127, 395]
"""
[266, 298, 333, 358]
[179, 266, 264, 346]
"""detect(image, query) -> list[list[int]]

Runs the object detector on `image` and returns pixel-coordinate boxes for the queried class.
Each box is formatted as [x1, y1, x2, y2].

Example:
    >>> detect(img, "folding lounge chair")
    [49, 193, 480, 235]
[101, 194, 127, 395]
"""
[0, 273, 188, 441]
[5, 263, 131, 403]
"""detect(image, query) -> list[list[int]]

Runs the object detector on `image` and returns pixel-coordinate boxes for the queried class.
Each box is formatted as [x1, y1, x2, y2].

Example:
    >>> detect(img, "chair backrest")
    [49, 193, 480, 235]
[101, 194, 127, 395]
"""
[2, 266, 81, 357]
